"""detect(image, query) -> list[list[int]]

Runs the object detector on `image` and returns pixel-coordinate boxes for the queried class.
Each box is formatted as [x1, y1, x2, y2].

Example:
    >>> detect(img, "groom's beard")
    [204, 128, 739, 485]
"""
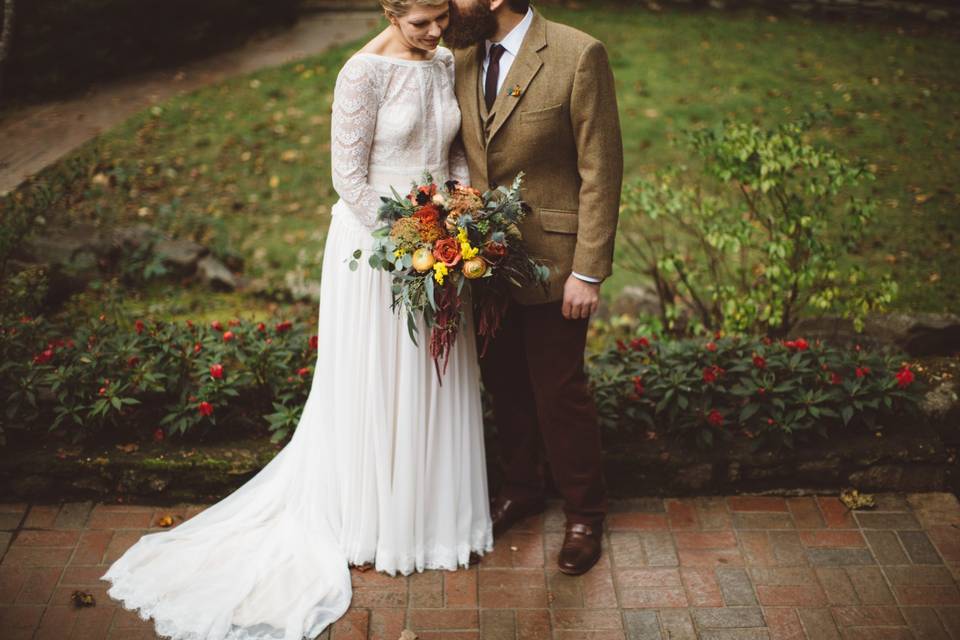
[443, 1, 499, 50]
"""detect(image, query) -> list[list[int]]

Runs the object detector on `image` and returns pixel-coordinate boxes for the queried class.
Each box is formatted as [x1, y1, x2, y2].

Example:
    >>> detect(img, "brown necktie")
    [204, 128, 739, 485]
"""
[485, 44, 506, 113]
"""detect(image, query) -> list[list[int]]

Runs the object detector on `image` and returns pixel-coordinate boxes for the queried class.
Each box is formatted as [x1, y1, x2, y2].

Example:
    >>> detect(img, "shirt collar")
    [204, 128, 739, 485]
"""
[485, 7, 534, 60]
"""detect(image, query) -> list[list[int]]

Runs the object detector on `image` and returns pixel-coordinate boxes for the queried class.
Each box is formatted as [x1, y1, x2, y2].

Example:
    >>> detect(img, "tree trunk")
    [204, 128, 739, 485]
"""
[0, 0, 16, 100]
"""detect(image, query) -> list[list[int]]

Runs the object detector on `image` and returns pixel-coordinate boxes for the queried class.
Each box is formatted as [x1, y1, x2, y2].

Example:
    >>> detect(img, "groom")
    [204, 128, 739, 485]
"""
[444, 0, 623, 575]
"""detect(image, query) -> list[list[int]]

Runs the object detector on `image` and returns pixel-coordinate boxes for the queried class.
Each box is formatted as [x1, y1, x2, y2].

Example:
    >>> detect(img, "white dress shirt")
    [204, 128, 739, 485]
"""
[482, 8, 602, 285]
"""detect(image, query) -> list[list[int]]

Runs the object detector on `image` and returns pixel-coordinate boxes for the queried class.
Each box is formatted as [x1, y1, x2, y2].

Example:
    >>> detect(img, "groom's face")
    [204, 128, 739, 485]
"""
[443, 0, 499, 50]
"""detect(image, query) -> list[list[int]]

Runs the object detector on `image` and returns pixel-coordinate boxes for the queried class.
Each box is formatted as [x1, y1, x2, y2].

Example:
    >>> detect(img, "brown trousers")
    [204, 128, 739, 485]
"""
[476, 298, 608, 529]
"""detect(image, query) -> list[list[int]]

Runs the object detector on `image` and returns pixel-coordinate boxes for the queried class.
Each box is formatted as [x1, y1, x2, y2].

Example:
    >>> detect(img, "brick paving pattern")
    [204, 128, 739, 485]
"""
[1, 493, 958, 639]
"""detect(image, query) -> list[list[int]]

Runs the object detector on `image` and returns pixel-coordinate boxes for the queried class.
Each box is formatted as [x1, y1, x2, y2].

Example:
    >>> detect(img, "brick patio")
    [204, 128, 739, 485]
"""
[1, 494, 958, 639]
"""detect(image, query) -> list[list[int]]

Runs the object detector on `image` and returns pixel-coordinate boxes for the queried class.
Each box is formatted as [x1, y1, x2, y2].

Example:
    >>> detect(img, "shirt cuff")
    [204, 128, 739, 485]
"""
[571, 271, 602, 283]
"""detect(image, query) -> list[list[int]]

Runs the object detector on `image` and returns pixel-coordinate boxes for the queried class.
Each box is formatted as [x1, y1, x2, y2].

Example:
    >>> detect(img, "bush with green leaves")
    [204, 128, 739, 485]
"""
[588, 331, 923, 451]
[618, 110, 897, 337]
[0, 308, 318, 446]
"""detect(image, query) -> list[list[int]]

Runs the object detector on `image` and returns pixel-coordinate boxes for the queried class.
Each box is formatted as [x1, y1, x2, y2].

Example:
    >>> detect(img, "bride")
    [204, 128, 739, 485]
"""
[100, 1, 495, 637]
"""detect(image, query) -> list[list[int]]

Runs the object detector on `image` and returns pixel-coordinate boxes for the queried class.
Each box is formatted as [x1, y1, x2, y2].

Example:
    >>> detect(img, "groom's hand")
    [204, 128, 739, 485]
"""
[562, 275, 601, 320]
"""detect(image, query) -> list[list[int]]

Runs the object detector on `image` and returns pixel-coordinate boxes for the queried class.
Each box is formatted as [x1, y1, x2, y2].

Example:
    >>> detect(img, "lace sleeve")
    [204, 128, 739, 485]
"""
[331, 56, 385, 229]
[448, 134, 471, 187]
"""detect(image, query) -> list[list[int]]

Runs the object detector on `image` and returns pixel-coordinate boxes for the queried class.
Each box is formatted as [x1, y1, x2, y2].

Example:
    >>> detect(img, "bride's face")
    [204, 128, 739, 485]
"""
[392, 3, 451, 53]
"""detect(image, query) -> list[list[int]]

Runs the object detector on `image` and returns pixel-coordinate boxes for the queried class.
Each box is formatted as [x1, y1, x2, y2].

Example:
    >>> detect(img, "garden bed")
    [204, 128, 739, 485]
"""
[1, 410, 954, 504]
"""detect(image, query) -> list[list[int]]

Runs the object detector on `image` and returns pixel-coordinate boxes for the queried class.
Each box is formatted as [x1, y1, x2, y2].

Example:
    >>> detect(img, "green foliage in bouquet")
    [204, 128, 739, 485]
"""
[618, 110, 897, 338]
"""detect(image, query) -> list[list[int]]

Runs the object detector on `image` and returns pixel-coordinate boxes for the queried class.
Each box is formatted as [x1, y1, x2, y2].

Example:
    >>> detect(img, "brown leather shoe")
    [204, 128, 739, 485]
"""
[490, 494, 546, 538]
[557, 522, 602, 575]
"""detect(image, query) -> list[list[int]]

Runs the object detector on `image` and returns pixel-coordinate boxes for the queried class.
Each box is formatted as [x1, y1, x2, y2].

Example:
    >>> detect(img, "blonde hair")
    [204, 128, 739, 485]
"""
[380, 0, 448, 18]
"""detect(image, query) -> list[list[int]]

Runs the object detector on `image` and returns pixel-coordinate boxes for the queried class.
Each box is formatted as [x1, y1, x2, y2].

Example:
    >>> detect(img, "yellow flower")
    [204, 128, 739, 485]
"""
[457, 227, 479, 260]
[394, 248, 407, 258]
[433, 261, 449, 284]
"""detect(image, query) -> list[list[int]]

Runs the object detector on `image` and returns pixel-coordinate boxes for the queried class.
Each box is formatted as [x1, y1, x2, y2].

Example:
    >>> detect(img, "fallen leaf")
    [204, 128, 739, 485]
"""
[156, 515, 175, 528]
[839, 488, 876, 510]
[116, 443, 139, 454]
[71, 590, 96, 607]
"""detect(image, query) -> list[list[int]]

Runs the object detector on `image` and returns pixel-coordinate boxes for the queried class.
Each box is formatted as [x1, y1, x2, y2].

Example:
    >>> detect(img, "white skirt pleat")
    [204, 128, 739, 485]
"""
[100, 200, 495, 640]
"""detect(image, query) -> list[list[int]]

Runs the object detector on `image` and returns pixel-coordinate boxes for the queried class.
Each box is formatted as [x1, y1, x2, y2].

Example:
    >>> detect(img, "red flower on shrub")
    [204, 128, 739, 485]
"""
[630, 337, 650, 351]
[830, 372, 842, 385]
[210, 364, 224, 380]
[127, 355, 140, 367]
[855, 367, 871, 378]
[785, 338, 809, 351]
[752, 355, 766, 369]
[134, 319, 145, 334]
[223, 331, 235, 343]
[257, 322, 267, 333]
[757, 387, 766, 396]
[705, 341, 717, 352]
[702, 365, 724, 384]
[276, 321, 293, 333]
[297, 367, 311, 377]
[309, 335, 319, 350]
[194, 342, 202, 354]
[98, 386, 107, 396]
[632, 376, 644, 396]
[186, 320, 194, 328]
[153, 427, 165, 442]
[228, 319, 241, 327]
[198, 401, 214, 416]
[66, 339, 76, 349]
[211, 320, 223, 332]
[895, 365, 914, 388]
[707, 409, 723, 427]
[616, 339, 627, 352]
[33, 348, 54, 365]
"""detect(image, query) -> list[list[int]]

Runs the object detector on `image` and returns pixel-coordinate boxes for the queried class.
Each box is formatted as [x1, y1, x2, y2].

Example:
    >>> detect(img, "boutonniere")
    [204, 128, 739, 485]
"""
[509, 84, 523, 98]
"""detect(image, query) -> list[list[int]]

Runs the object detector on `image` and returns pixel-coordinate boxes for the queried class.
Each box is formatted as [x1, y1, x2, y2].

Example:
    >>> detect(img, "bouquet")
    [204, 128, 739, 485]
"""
[350, 172, 549, 379]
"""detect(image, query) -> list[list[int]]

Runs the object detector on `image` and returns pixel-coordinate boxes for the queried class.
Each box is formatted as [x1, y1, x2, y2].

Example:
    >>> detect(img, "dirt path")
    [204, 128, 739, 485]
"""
[0, 10, 380, 196]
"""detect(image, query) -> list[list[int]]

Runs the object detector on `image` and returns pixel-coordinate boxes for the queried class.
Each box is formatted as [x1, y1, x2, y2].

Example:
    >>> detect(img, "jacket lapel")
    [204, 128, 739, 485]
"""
[459, 43, 487, 150]
[486, 11, 548, 144]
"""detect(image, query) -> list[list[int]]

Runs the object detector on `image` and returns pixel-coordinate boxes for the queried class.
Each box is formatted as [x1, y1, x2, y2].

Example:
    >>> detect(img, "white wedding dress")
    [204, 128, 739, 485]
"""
[100, 45, 495, 640]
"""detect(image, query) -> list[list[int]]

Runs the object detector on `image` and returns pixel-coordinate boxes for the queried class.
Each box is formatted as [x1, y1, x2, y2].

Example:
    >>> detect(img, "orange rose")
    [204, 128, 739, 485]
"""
[433, 237, 462, 267]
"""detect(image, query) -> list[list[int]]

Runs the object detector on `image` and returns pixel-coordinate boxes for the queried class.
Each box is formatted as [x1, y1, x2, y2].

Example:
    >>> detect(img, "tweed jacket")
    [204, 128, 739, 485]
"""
[453, 11, 623, 305]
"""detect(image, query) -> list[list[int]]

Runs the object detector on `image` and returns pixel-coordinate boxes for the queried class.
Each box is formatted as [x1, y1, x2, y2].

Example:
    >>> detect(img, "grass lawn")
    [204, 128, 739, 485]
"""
[14, 4, 960, 320]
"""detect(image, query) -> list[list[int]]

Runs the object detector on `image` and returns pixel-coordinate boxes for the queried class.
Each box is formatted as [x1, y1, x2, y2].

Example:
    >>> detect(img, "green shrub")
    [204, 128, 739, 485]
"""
[618, 110, 897, 337]
[588, 330, 924, 451]
[0, 305, 317, 446]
